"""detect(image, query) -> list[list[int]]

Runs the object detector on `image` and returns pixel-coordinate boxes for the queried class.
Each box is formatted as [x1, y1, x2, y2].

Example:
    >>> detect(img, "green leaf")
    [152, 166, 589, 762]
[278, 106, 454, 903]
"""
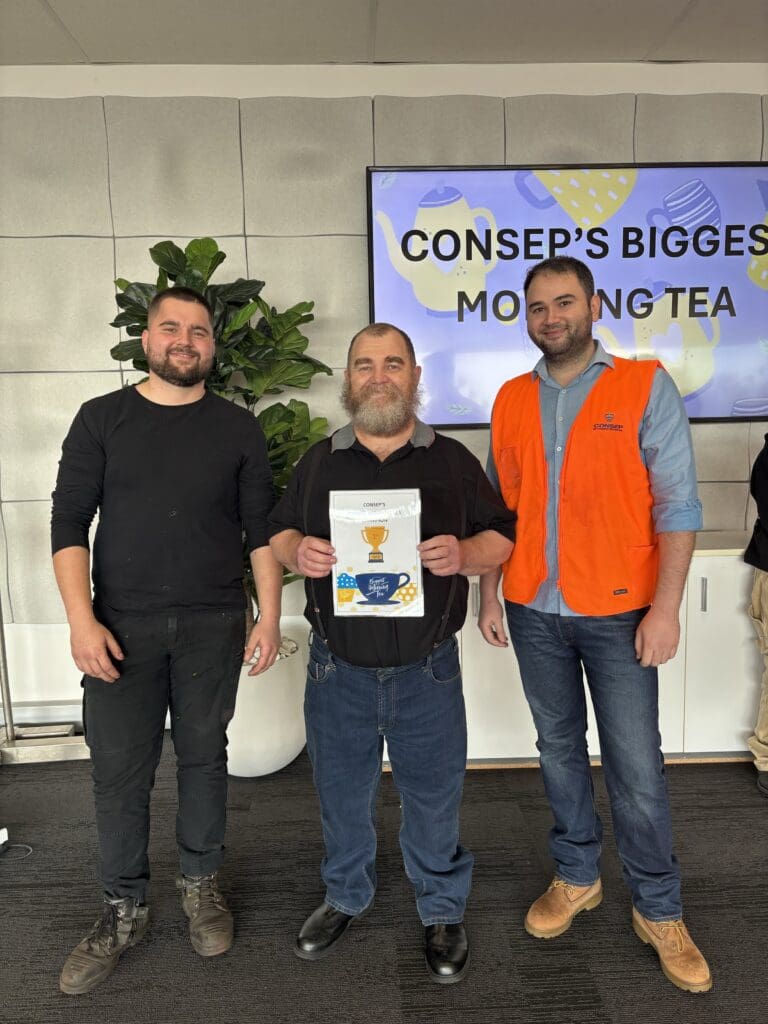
[114, 278, 131, 291]
[184, 238, 226, 283]
[149, 241, 187, 277]
[221, 301, 259, 340]
[217, 278, 266, 305]
[110, 338, 145, 361]
[156, 269, 168, 291]
[174, 268, 207, 294]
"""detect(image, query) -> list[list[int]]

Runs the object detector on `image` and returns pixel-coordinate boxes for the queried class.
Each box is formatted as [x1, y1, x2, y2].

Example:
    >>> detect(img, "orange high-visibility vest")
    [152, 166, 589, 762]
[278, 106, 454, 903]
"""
[491, 357, 661, 615]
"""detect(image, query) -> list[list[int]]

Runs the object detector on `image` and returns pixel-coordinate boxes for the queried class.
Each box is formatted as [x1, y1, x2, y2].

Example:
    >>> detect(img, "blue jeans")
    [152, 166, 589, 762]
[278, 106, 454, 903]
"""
[83, 607, 245, 901]
[304, 633, 473, 925]
[505, 602, 682, 921]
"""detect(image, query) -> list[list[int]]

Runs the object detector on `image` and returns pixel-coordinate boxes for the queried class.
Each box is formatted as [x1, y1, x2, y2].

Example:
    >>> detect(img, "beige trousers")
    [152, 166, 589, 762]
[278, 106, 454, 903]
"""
[747, 568, 768, 771]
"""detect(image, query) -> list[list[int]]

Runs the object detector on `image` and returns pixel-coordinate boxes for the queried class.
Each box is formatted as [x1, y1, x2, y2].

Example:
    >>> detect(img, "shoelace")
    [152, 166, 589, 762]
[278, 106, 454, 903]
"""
[88, 902, 119, 953]
[186, 875, 226, 911]
[657, 920, 687, 953]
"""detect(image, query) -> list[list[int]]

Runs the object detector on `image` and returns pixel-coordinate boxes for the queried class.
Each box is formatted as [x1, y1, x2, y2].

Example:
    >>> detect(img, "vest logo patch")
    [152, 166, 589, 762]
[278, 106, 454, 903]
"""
[593, 421, 624, 431]
[613, 588, 629, 595]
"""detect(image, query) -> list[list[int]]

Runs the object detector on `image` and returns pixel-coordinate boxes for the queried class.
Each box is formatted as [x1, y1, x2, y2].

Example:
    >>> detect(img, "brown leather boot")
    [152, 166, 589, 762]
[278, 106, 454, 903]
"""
[632, 909, 712, 993]
[59, 897, 150, 995]
[178, 873, 233, 956]
[525, 878, 602, 938]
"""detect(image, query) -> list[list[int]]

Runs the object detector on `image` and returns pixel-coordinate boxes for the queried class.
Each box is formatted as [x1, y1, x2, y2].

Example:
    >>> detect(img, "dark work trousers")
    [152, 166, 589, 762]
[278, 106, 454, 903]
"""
[82, 607, 245, 902]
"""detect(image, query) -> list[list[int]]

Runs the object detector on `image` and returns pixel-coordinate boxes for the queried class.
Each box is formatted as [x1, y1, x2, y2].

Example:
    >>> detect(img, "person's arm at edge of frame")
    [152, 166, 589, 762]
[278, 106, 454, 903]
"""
[634, 367, 701, 669]
[243, 544, 283, 676]
[52, 545, 124, 683]
[476, 426, 510, 647]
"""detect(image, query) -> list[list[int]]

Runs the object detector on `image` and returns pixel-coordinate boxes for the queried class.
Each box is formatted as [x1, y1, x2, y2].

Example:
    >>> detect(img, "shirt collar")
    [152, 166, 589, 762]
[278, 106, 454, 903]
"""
[330, 418, 435, 452]
[532, 339, 614, 383]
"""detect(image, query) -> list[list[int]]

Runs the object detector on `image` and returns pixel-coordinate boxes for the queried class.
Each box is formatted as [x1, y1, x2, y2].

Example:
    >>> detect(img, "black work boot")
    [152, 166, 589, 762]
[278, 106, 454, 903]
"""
[177, 873, 233, 956]
[59, 896, 150, 995]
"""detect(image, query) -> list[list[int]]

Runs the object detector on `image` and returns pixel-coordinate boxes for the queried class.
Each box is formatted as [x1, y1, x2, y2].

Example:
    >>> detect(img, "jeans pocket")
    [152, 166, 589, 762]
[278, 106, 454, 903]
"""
[426, 635, 461, 685]
[307, 639, 334, 683]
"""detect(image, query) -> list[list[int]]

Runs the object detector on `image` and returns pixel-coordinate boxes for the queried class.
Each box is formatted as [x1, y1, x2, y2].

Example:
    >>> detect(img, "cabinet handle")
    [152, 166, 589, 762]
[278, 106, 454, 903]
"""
[471, 580, 480, 618]
[700, 576, 708, 612]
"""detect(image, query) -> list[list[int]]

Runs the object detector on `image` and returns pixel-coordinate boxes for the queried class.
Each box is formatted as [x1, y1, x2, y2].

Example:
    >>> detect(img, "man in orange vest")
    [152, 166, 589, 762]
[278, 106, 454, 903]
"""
[479, 256, 712, 993]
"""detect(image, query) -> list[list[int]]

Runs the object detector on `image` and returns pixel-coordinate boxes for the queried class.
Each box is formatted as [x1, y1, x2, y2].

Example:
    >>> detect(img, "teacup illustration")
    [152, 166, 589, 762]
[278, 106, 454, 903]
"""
[515, 168, 637, 228]
[361, 523, 389, 563]
[646, 178, 721, 231]
[356, 572, 411, 605]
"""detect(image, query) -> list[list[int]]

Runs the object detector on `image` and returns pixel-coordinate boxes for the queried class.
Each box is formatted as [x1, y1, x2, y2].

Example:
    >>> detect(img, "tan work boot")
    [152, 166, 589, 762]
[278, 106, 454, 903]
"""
[177, 873, 233, 956]
[525, 878, 603, 938]
[59, 896, 150, 995]
[632, 909, 712, 993]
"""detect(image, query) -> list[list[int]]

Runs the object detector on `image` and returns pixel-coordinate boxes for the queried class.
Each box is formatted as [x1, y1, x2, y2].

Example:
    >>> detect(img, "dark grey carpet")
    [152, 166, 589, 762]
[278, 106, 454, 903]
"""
[0, 742, 765, 1024]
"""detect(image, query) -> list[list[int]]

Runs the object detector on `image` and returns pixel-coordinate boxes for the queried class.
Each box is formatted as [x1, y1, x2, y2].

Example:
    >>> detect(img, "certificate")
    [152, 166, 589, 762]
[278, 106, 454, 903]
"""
[329, 489, 423, 617]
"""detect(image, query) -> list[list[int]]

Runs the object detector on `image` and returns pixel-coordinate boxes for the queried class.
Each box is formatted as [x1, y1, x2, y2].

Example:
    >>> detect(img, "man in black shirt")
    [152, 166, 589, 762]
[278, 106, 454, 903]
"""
[52, 287, 282, 994]
[269, 323, 516, 984]
[744, 434, 768, 798]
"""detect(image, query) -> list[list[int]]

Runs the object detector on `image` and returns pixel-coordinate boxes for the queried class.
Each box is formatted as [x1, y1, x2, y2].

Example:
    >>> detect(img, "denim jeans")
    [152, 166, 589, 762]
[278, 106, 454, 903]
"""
[505, 602, 682, 921]
[304, 633, 473, 925]
[82, 607, 245, 901]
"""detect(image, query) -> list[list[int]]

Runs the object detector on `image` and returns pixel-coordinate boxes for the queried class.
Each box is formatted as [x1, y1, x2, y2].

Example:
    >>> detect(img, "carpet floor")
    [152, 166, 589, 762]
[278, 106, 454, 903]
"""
[0, 742, 765, 1024]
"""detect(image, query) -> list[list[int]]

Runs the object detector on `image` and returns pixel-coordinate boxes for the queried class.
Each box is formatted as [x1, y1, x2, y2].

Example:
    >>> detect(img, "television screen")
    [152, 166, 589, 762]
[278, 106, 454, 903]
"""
[368, 163, 768, 425]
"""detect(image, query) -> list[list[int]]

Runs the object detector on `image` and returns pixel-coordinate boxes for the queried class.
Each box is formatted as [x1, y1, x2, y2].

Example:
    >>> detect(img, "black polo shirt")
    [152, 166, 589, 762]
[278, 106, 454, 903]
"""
[268, 420, 517, 668]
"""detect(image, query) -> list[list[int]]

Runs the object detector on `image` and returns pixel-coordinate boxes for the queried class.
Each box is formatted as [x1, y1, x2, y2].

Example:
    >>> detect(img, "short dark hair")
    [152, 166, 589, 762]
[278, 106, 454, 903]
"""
[147, 286, 214, 325]
[347, 323, 416, 367]
[523, 256, 595, 302]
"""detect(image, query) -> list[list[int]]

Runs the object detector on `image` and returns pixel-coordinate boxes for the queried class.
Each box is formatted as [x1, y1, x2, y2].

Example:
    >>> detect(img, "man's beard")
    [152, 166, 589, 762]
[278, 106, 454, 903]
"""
[146, 345, 213, 387]
[341, 380, 421, 437]
[529, 312, 594, 365]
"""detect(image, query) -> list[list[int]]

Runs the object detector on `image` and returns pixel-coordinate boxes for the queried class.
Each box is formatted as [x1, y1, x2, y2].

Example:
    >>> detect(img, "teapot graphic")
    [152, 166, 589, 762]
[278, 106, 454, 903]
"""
[375, 185, 498, 315]
[595, 284, 720, 398]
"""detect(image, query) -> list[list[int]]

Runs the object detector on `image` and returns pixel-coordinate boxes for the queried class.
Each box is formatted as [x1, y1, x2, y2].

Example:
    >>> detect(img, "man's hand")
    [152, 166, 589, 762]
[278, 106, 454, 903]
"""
[243, 619, 281, 677]
[70, 617, 124, 682]
[418, 535, 463, 576]
[296, 536, 336, 578]
[634, 605, 680, 667]
[478, 594, 509, 647]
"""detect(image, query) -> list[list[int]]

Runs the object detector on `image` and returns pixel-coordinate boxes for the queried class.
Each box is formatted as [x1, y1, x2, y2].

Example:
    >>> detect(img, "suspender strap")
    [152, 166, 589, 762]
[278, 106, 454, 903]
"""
[432, 461, 467, 647]
[301, 440, 331, 641]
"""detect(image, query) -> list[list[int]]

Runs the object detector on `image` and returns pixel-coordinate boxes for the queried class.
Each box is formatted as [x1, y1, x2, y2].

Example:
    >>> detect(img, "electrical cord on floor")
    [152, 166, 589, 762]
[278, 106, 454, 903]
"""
[0, 841, 33, 860]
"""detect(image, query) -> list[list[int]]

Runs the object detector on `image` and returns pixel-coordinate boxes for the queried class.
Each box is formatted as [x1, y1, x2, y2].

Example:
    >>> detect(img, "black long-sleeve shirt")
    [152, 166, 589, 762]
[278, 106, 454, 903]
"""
[746, 433, 768, 571]
[51, 386, 274, 614]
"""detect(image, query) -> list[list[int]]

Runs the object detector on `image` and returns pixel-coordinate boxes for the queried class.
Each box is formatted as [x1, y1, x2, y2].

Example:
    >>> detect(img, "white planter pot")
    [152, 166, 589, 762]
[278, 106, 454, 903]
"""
[226, 618, 309, 777]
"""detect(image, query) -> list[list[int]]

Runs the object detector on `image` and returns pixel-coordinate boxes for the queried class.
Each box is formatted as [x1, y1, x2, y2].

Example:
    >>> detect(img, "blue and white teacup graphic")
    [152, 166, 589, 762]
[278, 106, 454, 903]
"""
[646, 178, 721, 231]
[356, 572, 411, 605]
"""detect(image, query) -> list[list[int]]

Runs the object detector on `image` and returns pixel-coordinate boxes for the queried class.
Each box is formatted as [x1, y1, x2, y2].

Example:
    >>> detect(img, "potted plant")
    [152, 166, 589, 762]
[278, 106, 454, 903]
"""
[110, 237, 333, 775]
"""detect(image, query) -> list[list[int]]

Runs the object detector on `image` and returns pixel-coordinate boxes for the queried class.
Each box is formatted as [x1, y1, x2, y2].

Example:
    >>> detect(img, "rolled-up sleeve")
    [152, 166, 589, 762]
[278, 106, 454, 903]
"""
[641, 369, 703, 533]
[50, 406, 104, 554]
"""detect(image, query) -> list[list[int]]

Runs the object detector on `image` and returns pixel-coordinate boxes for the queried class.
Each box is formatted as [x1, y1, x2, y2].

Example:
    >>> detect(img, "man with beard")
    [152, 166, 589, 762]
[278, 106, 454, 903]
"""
[479, 257, 712, 993]
[269, 323, 516, 984]
[52, 287, 282, 994]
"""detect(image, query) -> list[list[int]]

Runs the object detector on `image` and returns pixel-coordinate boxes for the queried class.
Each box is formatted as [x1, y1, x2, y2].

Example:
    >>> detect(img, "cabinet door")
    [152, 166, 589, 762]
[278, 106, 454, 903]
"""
[460, 583, 539, 760]
[684, 557, 760, 753]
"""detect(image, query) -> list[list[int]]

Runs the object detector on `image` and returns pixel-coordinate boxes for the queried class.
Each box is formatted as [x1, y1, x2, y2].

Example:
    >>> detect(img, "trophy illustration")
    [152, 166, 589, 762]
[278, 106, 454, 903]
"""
[362, 523, 389, 563]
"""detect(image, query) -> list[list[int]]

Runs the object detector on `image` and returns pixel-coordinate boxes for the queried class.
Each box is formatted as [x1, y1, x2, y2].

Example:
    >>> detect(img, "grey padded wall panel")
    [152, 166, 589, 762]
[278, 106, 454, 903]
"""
[242, 98, 372, 235]
[764, 96, 768, 158]
[691, 421, 750, 482]
[105, 97, 243, 237]
[635, 95, 763, 161]
[0, 509, 12, 624]
[373, 96, 504, 165]
[0, 237, 117, 372]
[4, 501, 66, 623]
[0, 371, 120, 502]
[504, 95, 636, 164]
[699, 481, 751, 532]
[0, 98, 111, 236]
[245, 235, 369, 369]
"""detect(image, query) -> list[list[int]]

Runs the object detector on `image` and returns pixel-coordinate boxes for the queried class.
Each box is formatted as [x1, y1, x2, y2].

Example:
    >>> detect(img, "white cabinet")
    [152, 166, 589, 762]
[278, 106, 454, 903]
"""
[683, 554, 760, 754]
[458, 551, 757, 761]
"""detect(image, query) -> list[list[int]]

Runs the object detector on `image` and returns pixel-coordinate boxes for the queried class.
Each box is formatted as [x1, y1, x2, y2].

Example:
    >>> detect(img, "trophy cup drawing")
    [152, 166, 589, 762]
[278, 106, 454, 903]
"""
[362, 523, 389, 563]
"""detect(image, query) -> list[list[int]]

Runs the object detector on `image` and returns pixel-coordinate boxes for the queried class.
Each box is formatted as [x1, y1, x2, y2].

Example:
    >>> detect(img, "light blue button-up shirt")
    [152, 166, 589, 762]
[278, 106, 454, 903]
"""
[487, 342, 703, 616]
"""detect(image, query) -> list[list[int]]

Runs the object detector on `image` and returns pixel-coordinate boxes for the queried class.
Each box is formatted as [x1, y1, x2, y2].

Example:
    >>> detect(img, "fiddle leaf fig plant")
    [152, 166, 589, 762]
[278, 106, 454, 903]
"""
[109, 237, 333, 597]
